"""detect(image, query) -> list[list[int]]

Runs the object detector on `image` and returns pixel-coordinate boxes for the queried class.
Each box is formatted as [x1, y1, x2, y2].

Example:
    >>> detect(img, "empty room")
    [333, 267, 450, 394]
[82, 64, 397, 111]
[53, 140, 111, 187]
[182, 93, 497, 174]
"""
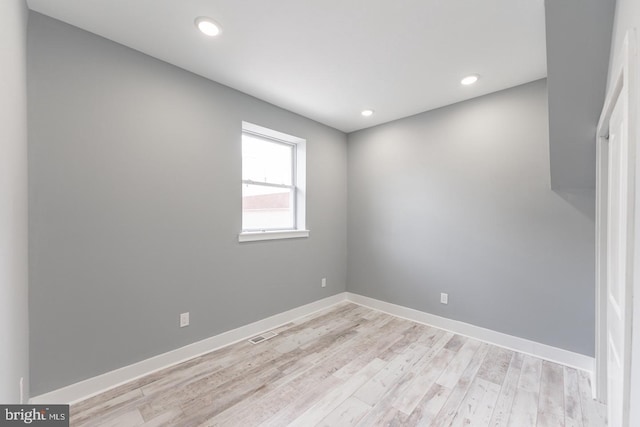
[2, 0, 639, 426]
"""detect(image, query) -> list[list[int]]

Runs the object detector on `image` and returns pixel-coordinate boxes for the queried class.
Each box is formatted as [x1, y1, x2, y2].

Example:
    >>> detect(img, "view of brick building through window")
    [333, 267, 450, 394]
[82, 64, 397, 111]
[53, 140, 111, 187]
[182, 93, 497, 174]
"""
[242, 187, 293, 230]
[242, 192, 290, 210]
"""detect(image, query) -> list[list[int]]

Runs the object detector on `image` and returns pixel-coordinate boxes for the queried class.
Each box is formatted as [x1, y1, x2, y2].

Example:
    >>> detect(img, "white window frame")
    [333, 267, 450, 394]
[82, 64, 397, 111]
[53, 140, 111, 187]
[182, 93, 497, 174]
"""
[239, 121, 309, 242]
[242, 134, 296, 231]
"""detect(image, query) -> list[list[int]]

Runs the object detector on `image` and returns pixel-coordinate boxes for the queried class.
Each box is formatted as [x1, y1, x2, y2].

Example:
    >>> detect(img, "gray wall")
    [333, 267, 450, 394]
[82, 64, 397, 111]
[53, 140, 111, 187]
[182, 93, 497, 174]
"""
[0, 0, 30, 403]
[28, 13, 347, 396]
[544, 0, 615, 219]
[347, 80, 596, 356]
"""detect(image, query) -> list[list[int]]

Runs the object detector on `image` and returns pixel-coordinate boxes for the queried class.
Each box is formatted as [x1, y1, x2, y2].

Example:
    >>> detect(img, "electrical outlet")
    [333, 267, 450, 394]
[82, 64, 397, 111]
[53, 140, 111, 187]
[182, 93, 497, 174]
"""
[440, 293, 448, 304]
[321, 278, 327, 288]
[180, 312, 190, 327]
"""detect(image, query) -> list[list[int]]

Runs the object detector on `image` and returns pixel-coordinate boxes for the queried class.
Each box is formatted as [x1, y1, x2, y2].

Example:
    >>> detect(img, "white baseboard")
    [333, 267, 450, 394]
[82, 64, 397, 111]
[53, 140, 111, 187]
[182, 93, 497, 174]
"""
[346, 292, 595, 374]
[29, 292, 348, 405]
[31, 291, 595, 405]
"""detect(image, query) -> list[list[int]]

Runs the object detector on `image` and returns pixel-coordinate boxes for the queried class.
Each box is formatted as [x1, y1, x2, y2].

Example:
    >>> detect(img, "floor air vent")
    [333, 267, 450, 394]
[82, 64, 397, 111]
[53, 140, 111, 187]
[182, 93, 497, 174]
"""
[248, 331, 278, 344]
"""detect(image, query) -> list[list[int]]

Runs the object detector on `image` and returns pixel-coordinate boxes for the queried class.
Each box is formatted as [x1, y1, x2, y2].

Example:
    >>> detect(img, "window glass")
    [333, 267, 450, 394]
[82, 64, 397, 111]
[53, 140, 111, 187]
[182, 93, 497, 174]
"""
[242, 184, 295, 230]
[242, 134, 293, 186]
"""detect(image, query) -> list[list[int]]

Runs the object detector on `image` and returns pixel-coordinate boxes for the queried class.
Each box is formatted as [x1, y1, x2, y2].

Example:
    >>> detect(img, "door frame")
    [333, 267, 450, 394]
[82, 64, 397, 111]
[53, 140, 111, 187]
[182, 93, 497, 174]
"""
[595, 29, 637, 420]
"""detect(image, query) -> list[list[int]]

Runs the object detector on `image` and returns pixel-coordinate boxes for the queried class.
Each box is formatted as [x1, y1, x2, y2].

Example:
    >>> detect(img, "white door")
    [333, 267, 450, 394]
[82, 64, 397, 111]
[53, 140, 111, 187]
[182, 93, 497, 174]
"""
[606, 88, 630, 427]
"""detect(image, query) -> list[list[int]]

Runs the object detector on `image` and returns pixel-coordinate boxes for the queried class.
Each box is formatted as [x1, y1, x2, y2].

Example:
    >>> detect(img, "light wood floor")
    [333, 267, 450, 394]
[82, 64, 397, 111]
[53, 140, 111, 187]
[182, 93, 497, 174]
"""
[70, 302, 606, 426]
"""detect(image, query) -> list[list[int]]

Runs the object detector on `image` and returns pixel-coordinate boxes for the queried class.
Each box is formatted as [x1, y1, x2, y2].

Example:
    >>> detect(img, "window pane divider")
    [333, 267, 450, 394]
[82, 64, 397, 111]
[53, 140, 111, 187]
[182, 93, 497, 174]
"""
[242, 180, 295, 190]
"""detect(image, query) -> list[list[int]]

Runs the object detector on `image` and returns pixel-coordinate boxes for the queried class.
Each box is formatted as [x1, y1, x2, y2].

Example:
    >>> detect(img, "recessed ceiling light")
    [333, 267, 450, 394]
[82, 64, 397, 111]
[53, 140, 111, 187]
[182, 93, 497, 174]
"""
[361, 109, 374, 117]
[195, 17, 222, 37]
[461, 74, 480, 85]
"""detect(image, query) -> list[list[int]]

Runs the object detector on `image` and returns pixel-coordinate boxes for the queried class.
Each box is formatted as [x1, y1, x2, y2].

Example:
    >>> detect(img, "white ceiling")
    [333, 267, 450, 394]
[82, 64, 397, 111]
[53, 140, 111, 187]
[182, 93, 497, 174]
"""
[27, 0, 547, 133]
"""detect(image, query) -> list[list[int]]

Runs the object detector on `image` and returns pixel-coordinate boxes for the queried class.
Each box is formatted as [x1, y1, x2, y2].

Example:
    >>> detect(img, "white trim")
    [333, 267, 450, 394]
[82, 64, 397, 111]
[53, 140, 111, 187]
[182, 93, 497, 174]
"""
[590, 369, 598, 401]
[29, 292, 347, 405]
[631, 27, 640, 425]
[241, 121, 307, 234]
[595, 112, 611, 402]
[238, 229, 310, 242]
[346, 293, 595, 373]
[242, 121, 305, 145]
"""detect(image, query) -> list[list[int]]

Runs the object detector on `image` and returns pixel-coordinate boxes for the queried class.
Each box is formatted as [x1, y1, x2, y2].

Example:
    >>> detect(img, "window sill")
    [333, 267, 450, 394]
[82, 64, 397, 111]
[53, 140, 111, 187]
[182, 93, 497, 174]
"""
[238, 229, 310, 243]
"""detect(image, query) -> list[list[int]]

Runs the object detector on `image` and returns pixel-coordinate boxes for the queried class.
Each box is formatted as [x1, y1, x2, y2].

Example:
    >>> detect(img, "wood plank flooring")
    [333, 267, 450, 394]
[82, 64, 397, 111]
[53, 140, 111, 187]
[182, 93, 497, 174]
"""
[70, 302, 606, 426]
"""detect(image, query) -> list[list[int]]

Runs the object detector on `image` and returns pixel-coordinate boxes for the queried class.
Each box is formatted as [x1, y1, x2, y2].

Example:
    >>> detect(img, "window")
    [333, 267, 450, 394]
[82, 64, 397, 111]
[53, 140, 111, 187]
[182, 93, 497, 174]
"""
[239, 122, 308, 242]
